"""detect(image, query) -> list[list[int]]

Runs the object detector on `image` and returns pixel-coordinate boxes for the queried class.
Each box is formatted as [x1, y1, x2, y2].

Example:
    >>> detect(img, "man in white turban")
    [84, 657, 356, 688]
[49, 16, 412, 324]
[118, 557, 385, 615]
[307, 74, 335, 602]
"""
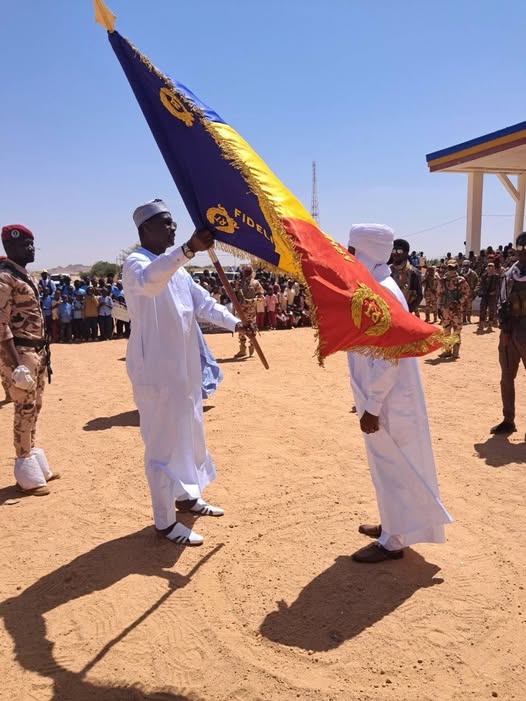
[123, 200, 253, 546]
[346, 223, 452, 563]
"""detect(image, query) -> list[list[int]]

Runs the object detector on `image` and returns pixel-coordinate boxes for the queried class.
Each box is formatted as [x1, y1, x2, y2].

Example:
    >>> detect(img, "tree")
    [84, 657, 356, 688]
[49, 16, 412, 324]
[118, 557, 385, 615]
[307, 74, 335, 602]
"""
[88, 261, 120, 279]
[116, 243, 140, 267]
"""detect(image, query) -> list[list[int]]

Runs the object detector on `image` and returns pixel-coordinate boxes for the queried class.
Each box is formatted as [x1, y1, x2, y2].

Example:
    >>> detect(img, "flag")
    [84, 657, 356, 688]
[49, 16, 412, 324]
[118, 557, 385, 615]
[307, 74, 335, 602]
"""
[105, 27, 450, 363]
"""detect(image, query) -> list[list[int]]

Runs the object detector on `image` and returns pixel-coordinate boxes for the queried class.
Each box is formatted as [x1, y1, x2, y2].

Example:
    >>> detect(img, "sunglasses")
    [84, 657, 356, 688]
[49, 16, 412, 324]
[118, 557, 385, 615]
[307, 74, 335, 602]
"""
[392, 249, 405, 254]
[516, 244, 526, 251]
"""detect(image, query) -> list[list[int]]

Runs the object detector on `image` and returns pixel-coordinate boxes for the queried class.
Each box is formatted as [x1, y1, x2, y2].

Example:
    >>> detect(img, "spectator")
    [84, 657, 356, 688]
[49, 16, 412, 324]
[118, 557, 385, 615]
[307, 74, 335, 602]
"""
[265, 286, 278, 329]
[286, 280, 296, 308]
[58, 295, 73, 343]
[41, 288, 53, 337]
[72, 294, 84, 342]
[83, 286, 100, 341]
[279, 284, 288, 311]
[38, 269, 55, 296]
[51, 290, 61, 342]
[255, 291, 266, 330]
[98, 287, 113, 340]
[276, 304, 292, 329]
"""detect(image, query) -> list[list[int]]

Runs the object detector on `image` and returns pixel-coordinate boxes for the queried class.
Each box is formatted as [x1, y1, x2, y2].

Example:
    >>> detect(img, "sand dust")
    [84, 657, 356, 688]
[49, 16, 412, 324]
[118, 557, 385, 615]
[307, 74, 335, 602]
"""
[0, 327, 525, 701]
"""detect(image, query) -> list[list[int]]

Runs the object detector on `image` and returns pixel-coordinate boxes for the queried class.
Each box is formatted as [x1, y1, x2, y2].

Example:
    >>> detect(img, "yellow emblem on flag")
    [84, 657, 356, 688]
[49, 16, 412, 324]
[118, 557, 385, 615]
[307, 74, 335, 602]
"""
[206, 205, 238, 234]
[351, 283, 391, 336]
[160, 88, 194, 127]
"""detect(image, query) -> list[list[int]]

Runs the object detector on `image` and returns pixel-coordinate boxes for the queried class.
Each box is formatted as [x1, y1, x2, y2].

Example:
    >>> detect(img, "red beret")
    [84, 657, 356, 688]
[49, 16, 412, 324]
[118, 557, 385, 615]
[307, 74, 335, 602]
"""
[1, 225, 34, 242]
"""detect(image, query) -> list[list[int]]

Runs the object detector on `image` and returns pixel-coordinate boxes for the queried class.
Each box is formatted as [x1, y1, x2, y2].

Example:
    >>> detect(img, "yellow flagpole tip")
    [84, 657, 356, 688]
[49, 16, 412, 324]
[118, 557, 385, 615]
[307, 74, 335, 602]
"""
[94, 0, 116, 32]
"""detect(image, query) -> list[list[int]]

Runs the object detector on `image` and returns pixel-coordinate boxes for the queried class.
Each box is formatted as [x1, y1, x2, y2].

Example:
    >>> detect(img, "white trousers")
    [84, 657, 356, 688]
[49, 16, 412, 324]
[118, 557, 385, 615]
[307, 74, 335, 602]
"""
[134, 384, 215, 530]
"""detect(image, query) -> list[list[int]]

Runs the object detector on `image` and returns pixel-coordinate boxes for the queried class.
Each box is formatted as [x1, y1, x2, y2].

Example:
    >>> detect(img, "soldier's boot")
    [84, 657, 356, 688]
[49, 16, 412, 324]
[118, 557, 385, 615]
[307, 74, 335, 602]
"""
[249, 344, 254, 357]
[439, 350, 452, 358]
[235, 338, 247, 358]
[14, 454, 49, 496]
[432, 314, 438, 323]
[425, 312, 430, 323]
[487, 323, 494, 333]
[452, 343, 460, 360]
[31, 447, 60, 482]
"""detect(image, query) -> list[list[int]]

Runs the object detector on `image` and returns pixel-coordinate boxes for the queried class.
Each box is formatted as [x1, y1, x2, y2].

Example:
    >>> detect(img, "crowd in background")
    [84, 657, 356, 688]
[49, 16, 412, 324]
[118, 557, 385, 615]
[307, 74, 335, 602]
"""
[404, 241, 519, 331]
[39, 238, 520, 346]
[39, 239, 519, 345]
[37, 266, 312, 343]
[193, 268, 312, 330]
[37, 271, 129, 343]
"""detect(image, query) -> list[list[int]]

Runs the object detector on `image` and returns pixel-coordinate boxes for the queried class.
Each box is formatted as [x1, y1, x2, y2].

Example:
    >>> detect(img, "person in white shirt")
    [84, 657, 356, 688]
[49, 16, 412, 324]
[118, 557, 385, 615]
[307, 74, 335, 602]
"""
[286, 280, 296, 307]
[346, 223, 452, 563]
[123, 199, 254, 546]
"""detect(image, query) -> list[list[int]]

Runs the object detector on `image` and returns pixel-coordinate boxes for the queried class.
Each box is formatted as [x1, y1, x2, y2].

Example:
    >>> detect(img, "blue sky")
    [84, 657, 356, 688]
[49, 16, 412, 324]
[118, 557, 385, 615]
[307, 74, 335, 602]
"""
[1, 0, 525, 269]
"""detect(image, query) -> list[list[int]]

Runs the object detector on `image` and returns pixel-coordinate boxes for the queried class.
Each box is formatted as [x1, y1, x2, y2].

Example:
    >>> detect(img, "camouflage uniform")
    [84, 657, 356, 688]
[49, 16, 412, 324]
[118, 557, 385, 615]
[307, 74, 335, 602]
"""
[0, 259, 47, 457]
[1, 373, 11, 402]
[235, 275, 263, 357]
[422, 268, 440, 322]
[391, 260, 423, 313]
[477, 270, 501, 332]
[439, 267, 469, 359]
[461, 267, 479, 324]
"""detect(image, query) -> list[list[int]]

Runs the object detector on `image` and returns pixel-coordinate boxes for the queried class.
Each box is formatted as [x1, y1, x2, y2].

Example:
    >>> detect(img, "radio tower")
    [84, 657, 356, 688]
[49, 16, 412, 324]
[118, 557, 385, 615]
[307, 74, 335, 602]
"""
[311, 160, 320, 225]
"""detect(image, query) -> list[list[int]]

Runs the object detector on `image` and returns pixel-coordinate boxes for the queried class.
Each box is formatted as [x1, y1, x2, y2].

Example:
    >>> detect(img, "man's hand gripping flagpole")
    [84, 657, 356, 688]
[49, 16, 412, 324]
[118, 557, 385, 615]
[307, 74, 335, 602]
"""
[207, 248, 269, 370]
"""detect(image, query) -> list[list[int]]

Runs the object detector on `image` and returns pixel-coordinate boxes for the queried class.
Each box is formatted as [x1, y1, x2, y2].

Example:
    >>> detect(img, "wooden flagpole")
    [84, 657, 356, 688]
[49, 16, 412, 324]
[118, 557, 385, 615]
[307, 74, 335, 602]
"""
[207, 248, 269, 370]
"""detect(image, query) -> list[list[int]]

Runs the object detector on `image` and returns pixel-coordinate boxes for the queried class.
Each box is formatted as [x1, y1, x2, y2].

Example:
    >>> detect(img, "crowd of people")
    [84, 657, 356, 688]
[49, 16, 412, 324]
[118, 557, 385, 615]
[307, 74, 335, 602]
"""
[36, 271, 130, 343]
[192, 267, 312, 333]
[390, 238, 523, 360]
[36, 266, 311, 347]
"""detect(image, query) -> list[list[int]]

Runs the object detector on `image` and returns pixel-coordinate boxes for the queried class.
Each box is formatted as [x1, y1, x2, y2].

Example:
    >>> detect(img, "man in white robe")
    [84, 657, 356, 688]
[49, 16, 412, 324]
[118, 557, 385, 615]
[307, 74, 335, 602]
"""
[123, 199, 251, 546]
[347, 224, 452, 563]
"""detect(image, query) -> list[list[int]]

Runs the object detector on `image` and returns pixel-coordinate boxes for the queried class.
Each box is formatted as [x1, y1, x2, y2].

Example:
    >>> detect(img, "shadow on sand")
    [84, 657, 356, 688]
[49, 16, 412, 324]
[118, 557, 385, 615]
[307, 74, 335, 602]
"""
[0, 527, 220, 700]
[260, 550, 442, 651]
[83, 410, 140, 431]
[474, 434, 526, 468]
[215, 357, 249, 364]
[424, 356, 456, 366]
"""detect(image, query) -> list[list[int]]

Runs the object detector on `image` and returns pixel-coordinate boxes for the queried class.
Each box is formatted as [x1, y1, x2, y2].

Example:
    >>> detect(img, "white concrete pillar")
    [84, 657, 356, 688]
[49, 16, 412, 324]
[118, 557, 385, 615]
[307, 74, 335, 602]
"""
[466, 172, 483, 254]
[514, 173, 526, 239]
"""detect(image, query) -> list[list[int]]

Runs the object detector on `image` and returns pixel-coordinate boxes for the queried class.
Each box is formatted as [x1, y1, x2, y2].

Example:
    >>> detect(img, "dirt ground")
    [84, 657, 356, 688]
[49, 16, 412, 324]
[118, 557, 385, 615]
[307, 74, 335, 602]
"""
[0, 326, 525, 701]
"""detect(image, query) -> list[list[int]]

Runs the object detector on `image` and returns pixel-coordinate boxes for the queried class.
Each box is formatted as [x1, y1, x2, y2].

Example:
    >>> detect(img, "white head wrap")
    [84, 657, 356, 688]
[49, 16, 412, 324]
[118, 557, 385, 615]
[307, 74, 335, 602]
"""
[133, 199, 170, 228]
[348, 223, 394, 281]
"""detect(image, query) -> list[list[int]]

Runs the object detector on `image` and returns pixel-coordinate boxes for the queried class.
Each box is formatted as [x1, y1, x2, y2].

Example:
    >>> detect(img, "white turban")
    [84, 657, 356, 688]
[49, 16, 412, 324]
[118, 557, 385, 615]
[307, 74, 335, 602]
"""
[348, 223, 394, 281]
[133, 199, 170, 228]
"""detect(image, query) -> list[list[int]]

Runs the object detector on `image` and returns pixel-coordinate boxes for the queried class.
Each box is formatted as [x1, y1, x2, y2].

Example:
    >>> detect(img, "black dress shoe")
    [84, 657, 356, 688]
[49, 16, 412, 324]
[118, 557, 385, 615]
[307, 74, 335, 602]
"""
[490, 421, 517, 435]
[351, 542, 404, 563]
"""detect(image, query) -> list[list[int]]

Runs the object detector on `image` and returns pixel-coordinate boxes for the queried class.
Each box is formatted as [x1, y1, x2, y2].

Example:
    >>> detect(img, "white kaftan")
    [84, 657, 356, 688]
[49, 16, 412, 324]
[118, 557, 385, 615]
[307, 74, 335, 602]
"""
[347, 276, 452, 549]
[123, 246, 239, 529]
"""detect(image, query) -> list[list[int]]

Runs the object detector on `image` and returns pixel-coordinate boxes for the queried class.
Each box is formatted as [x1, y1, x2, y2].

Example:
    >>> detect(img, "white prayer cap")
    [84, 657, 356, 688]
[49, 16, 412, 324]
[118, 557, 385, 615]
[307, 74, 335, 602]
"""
[133, 199, 170, 228]
[348, 223, 394, 265]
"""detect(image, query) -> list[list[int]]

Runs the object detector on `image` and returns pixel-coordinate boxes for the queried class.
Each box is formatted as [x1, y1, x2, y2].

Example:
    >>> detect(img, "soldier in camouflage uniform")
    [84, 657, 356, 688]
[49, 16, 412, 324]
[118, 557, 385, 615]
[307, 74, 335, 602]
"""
[1, 371, 11, 403]
[234, 265, 263, 358]
[438, 259, 469, 360]
[460, 259, 479, 324]
[477, 260, 501, 333]
[0, 225, 57, 496]
[390, 238, 423, 314]
[0, 257, 12, 404]
[422, 266, 440, 323]
[490, 232, 526, 435]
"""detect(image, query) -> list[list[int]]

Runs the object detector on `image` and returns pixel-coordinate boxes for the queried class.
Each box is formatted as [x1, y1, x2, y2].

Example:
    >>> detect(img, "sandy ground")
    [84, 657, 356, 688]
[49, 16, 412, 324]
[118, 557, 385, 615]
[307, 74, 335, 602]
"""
[0, 326, 525, 701]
